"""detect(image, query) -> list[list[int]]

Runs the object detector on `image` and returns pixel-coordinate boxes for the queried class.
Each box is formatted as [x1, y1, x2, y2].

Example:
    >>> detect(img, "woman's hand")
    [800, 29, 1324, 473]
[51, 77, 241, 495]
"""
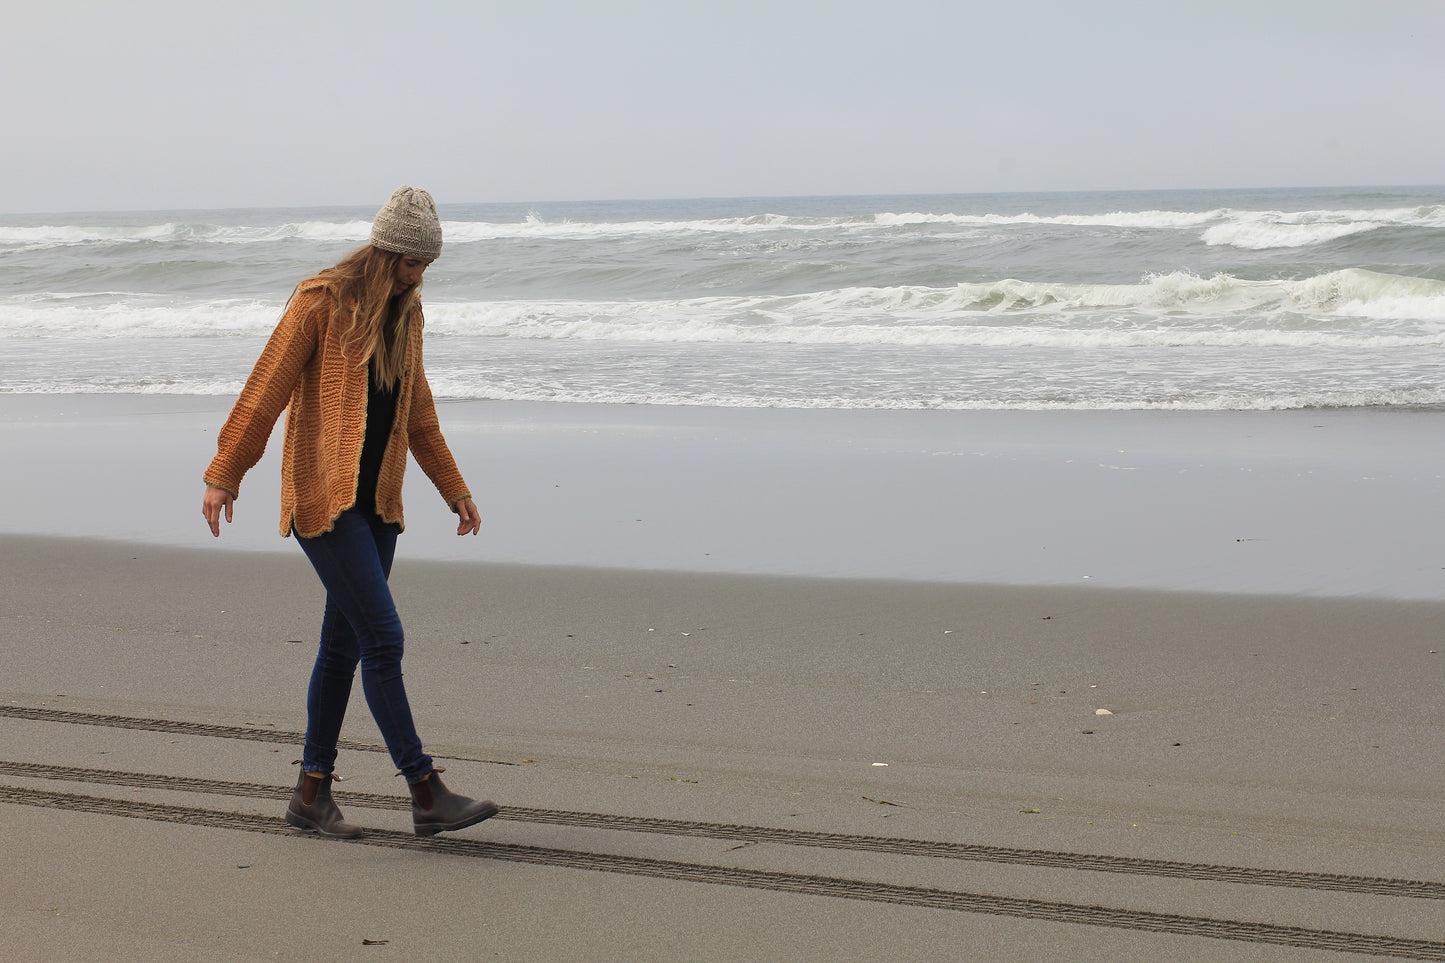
[203, 484, 234, 537]
[453, 496, 481, 536]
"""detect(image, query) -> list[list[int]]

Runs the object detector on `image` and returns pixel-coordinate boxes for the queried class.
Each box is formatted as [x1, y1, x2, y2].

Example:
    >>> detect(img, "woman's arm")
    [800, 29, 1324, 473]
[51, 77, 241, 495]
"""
[200, 289, 322, 531]
[405, 330, 473, 517]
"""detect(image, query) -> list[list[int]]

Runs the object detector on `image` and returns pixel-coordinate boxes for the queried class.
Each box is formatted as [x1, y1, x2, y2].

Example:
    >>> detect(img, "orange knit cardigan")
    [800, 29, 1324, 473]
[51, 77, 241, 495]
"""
[203, 280, 470, 538]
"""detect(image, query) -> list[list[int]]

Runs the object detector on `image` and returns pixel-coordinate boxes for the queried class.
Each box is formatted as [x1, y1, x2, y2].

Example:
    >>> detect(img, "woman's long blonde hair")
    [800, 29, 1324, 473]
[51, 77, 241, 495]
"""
[305, 245, 418, 389]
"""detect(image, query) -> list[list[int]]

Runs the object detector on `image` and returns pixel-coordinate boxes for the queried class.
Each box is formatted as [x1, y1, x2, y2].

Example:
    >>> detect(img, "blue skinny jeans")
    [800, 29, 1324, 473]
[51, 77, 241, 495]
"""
[294, 508, 433, 783]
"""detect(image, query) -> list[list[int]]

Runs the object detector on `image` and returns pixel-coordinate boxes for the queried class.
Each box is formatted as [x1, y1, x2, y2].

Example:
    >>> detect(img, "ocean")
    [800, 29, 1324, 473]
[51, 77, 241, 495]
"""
[2, 185, 1444, 410]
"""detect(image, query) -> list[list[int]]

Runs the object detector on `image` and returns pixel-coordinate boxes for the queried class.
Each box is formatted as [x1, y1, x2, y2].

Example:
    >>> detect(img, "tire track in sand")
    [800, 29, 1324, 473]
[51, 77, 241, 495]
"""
[3, 784, 1443, 961]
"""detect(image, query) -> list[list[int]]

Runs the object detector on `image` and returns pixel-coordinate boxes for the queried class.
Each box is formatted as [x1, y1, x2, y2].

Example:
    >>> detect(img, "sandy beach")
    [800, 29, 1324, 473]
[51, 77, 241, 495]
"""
[3, 534, 1444, 960]
[2, 397, 1444, 960]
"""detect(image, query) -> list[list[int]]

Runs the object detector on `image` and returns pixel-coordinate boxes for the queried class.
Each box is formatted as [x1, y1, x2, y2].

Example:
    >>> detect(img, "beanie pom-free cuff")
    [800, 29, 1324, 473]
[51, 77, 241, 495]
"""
[370, 186, 443, 260]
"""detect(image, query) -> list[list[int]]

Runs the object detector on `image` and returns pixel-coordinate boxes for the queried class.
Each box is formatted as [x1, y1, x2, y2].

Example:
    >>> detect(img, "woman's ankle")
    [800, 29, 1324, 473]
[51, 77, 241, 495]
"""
[301, 771, 326, 806]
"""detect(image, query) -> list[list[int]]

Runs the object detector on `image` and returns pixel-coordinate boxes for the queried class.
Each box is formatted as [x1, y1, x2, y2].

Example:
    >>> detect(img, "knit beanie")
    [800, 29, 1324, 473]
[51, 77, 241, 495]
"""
[370, 186, 443, 260]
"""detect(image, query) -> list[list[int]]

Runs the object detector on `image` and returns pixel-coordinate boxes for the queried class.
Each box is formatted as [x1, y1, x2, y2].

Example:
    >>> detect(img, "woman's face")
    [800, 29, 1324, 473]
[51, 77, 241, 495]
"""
[392, 256, 432, 296]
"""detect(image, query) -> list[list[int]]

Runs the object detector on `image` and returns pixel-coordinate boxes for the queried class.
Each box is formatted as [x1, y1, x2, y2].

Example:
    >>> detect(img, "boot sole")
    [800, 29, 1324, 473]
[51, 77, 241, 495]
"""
[285, 808, 364, 840]
[414, 802, 500, 837]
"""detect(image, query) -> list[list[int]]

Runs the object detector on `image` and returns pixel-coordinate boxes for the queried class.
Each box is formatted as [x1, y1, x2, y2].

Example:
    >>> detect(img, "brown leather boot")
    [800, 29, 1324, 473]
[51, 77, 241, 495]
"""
[285, 770, 363, 839]
[409, 769, 498, 837]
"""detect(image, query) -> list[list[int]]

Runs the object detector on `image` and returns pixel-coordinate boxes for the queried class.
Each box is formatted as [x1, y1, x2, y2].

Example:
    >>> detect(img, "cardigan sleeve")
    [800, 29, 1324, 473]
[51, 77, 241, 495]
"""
[202, 289, 323, 499]
[405, 333, 471, 508]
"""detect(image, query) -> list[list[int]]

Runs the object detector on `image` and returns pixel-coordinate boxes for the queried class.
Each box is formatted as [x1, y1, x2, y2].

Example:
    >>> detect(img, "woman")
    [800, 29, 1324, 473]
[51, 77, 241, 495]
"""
[202, 186, 497, 839]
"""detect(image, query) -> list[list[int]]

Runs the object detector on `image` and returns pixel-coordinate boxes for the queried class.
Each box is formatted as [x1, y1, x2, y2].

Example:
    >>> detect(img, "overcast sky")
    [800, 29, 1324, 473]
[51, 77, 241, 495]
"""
[5, 0, 1442, 213]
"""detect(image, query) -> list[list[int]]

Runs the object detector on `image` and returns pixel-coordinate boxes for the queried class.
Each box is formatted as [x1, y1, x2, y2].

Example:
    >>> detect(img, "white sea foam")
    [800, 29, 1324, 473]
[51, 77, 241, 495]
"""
[1286, 269, 1445, 319]
[6, 370, 1440, 412]
[0, 222, 186, 250]
[6, 270, 1442, 346]
[1203, 205, 1445, 249]
[0, 220, 374, 250]
[4, 189, 1441, 410]
[1202, 220, 1383, 249]
[441, 206, 1440, 241]
[411, 376, 1445, 411]
[418, 270, 1445, 348]
[6, 204, 1438, 250]
[873, 210, 1228, 229]
[0, 296, 282, 337]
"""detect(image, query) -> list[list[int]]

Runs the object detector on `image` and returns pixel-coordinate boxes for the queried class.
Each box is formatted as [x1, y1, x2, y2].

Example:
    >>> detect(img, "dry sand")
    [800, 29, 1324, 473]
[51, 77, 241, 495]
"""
[2, 534, 1443, 961]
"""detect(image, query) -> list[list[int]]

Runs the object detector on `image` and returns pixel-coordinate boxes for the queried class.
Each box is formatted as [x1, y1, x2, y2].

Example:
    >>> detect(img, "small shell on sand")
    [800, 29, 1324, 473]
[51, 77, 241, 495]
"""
[1095, 708, 1114, 716]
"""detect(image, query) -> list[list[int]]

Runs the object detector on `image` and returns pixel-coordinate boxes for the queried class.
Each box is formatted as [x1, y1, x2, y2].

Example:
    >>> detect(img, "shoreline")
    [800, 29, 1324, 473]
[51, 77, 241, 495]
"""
[2, 393, 1443, 598]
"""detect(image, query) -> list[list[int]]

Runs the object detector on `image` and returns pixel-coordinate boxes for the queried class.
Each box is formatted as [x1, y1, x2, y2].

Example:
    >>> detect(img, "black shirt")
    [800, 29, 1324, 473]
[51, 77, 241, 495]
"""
[355, 366, 399, 519]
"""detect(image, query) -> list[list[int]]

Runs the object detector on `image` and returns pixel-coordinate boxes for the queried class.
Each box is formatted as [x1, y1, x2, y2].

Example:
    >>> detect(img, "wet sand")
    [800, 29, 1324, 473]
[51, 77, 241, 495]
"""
[3, 394, 1445, 597]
